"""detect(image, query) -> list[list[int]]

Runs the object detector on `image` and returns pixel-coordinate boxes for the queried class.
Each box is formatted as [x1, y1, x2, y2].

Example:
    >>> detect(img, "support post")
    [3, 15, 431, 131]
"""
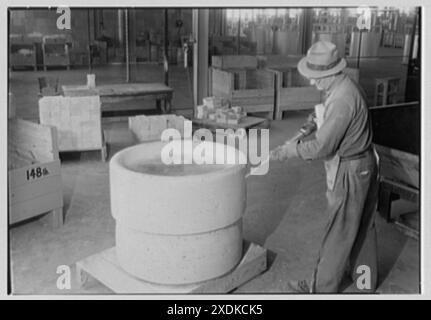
[128, 9, 137, 82]
[299, 8, 313, 54]
[192, 9, 209, 109]
[164, 9, 169, 86]
[87, 9, 92, 72]
[125, 9, 130, 83]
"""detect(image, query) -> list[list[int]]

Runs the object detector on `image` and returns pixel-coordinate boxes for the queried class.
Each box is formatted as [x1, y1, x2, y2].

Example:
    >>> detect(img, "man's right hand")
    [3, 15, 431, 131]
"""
[269, 145, 287, 161]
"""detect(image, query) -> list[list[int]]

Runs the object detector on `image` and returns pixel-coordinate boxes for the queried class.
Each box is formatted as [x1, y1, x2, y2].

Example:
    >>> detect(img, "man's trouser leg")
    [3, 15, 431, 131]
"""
[349, 163, 379, 292]
[311, 154, 378, 293]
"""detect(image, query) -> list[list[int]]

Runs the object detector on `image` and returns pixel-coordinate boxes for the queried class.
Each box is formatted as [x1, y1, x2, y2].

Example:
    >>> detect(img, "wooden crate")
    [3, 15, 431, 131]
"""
[42, 36, 70, 70]
[39, 95, 107, 161]
[375, 143, 419, 222]
[76, 241, 267, 294]
[375, 144, 419, 190]
[9, 43, 37, 70]
[211, 67, 276, 119]
[8, 119, 63, 227]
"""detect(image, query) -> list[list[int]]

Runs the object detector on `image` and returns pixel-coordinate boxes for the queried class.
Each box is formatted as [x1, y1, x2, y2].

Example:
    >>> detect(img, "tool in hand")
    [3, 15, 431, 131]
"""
[245, 114, 317, 178]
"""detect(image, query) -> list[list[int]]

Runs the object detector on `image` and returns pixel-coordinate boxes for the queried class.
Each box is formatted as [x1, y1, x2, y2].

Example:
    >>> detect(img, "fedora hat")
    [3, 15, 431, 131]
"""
[298, 40, 346, 79]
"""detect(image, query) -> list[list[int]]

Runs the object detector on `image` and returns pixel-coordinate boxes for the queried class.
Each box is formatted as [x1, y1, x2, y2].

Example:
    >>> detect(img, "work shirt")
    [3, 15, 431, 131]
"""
[297, 73, 373, 161]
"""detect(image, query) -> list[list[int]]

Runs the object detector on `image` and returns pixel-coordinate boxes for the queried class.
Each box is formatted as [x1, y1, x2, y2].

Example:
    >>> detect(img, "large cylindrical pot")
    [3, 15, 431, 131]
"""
[110, 140, 247, 284]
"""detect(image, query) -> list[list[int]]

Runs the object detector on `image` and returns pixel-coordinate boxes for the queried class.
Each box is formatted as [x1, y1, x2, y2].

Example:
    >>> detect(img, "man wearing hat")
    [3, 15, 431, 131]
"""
[270, 41, 379, 293]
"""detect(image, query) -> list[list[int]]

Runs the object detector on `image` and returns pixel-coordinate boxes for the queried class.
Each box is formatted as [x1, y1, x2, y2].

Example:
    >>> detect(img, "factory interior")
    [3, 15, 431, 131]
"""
[8, 7, 420, 294]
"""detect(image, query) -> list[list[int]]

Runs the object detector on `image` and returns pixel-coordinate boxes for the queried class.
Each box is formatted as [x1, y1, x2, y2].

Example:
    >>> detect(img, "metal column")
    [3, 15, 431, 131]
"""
[192, 9, 209, 108]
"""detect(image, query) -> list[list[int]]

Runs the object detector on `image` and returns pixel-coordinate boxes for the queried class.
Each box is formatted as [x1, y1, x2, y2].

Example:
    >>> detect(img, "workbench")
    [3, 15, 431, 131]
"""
[193, 116, 269, 131]
[61, 83, 173, 116]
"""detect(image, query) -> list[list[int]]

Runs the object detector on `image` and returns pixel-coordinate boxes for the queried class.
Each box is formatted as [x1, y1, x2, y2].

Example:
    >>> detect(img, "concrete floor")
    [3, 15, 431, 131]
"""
[8, 56, 419, 295]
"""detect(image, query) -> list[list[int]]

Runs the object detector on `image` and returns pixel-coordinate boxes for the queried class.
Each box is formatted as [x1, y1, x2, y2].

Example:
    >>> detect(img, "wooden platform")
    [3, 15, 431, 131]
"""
[76, 241, 267, 294]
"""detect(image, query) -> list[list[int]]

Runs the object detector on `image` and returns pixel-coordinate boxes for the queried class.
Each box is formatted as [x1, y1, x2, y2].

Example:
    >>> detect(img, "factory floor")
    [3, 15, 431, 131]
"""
[8, 55, 419, 295]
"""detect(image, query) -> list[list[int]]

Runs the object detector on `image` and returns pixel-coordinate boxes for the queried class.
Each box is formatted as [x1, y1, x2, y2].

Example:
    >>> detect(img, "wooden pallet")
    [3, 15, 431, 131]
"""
[76, 241, 267, 294]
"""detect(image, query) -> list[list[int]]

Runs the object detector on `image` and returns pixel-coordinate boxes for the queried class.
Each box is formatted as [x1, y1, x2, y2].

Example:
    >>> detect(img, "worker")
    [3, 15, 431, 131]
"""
[269, 40, 379, 293]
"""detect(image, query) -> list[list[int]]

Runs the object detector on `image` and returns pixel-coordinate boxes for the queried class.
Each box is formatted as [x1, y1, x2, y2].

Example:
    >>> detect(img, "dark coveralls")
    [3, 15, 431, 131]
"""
[297, 73, 379, 293]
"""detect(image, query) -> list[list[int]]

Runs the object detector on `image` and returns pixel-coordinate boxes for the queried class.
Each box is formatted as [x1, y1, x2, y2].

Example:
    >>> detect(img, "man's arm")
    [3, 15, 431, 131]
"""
[296, 99, 353, 160]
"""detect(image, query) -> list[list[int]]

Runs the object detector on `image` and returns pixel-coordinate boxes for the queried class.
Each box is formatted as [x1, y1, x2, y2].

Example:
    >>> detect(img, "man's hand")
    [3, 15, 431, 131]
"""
[269, 142, 299, 161]
[307, 112, 317, 124]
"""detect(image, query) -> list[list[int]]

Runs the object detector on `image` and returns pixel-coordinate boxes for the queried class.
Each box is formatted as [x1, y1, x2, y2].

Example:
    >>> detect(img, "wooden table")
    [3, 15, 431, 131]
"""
[193, 116, 269, 131]
[62, 83, 174, 115]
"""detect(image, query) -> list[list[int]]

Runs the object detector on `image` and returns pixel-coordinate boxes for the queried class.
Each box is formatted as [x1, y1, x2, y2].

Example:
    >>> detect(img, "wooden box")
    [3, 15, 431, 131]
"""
[42, 35, 70, 70]
[9, 43, 37, 70]
[211, 67, 276, 119]
[38, 95, 107, 161]
[8, 119, 63, 227]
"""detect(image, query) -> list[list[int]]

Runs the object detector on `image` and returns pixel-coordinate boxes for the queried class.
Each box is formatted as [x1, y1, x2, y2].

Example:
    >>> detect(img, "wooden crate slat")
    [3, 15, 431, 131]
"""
[212, 55, 258, 69]
[212, 68, 234, 98]
[9, 191, 63, 225]
[279, 87, 322, 107]
[8, 160, 61, 189]
[8, 119, 58, 162]
[9, 174, 62, 205]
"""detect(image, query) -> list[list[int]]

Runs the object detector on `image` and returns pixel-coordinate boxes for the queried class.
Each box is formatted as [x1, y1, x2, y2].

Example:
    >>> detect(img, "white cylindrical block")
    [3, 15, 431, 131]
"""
[116, 220, 243, 284]
[110, 140, 247, 284]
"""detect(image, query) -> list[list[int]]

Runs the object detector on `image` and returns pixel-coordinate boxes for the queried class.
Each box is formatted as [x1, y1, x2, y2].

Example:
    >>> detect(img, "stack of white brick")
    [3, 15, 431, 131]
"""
[39, 95, 103, 151]
[128, 114, 188, 142]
